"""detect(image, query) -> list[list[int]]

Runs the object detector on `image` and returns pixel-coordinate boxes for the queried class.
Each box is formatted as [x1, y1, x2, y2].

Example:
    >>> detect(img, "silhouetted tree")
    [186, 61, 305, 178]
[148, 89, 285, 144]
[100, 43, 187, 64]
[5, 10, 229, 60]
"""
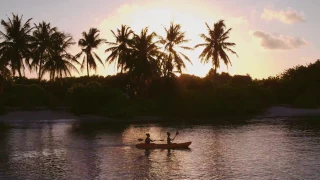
[129, 28, 162, 78]
[76, 28, 105, 76]
[31, 21, 57, 80]
[0, 13, 34, 78]
[160, 22, 193, 77]
[41, 32, 79, 80]
[127, 27, 163, 96]
[195, 20, 238, 76]
[105, 25, 134, 73]
[205, 69, 232, 86]
[231, 74, 252, 86]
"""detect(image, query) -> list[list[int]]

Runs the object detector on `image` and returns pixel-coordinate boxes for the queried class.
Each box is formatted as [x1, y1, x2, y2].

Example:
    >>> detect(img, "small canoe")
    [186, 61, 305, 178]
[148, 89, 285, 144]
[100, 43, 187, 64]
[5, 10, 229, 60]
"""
[136, 142, 192, 149]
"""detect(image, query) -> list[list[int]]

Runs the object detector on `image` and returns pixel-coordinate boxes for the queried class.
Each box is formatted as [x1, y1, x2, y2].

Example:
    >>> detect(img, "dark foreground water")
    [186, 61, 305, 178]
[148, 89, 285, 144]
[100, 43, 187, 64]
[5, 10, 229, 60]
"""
[1, 117, 320, 180]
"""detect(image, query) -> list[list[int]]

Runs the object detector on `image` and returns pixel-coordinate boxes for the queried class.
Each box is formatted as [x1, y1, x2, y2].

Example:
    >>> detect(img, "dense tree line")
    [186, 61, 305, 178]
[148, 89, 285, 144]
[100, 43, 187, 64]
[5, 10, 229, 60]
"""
[258, 60, 320, 108]
[0, 14, 235, 81]
[1, 60, 320, 117]
[0, 13, 319, 118]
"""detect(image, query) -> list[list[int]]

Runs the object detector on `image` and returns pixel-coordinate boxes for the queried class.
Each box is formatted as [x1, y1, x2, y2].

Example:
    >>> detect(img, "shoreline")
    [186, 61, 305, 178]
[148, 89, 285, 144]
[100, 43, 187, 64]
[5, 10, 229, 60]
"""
[256, 106, 320, 118]
[1, 106, 320, 123]
[0, 109, 164, 123]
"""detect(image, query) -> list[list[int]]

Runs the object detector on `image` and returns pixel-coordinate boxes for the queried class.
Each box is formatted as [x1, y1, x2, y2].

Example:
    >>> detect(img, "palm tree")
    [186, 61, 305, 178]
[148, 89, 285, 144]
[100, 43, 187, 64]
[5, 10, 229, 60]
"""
[76, 28, 105, 76]
[31, 21, 57, 80]
[41, 32, 79, 80]
[160, 22, 193, 77]
[105, 25, 133, 73]
[0, 13, 34, 78]
[128, 27, 162, 79]
[121, 27, 163, 96]
[195, 20, 238, 76]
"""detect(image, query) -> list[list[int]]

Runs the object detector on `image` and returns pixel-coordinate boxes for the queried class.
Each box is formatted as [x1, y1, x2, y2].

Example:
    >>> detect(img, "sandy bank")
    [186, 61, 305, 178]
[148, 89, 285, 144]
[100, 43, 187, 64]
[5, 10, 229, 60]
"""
[1, 106, 320, 123]
[0, 110, 162, 123]
[258, 106, 320, 118]
[0, 110, 80, 122]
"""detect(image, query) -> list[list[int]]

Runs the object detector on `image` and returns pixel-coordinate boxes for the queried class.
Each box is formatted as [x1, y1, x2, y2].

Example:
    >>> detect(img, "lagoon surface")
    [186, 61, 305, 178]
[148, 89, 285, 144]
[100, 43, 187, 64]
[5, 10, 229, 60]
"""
[1, 117, 320, 180]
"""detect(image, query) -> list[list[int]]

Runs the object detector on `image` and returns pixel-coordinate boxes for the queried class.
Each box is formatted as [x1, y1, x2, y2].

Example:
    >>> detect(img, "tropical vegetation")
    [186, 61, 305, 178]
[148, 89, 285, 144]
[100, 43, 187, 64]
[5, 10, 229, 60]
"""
[105, 25, 133, 73]
[195, 20, 237, 76]
[0, 13, 319, 118]
[31, 21, 57, 80]
[76, 28, 105, 76]
[160, 22, 193, 77]
[0, 14, 33, 78]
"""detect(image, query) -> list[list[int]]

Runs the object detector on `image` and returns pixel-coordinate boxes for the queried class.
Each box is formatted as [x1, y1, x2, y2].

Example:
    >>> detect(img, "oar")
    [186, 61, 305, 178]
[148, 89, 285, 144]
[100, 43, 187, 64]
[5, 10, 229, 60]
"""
[137, 138, 164, 142]
[172, 131, 179, 141]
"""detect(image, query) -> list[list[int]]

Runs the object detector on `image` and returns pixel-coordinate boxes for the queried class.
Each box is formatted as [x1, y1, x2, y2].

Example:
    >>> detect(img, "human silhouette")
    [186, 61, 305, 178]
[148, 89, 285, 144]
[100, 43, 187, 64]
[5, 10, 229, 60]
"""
[166, 132, 175, 144]
[145, 133, 154, 144]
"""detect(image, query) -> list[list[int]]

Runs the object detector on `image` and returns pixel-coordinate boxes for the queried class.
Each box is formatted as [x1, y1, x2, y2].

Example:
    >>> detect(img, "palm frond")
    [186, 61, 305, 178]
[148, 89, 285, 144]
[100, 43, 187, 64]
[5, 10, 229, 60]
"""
[93, 51, 104, 67]
[195, 20, 237, 72]
[81, 55, 86, 71]
[218, 48, 232, 67]
[199, 34, 211, 42]
[194, 43, 209, 49]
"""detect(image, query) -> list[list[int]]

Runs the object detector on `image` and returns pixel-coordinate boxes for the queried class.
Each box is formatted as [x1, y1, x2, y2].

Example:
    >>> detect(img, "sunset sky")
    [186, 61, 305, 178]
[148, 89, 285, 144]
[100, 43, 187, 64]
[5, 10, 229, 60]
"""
[1, 0, 319, 79]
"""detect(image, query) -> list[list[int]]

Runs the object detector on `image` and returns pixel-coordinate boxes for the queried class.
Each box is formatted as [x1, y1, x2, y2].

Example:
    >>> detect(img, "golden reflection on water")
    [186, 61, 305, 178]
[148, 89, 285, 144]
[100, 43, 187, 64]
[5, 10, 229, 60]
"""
[0, 119, 320, 179]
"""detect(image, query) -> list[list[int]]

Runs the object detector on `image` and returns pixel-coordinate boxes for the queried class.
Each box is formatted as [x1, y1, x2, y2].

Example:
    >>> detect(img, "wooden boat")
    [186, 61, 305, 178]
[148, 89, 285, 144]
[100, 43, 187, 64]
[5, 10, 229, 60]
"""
[136, 142, 192, 149]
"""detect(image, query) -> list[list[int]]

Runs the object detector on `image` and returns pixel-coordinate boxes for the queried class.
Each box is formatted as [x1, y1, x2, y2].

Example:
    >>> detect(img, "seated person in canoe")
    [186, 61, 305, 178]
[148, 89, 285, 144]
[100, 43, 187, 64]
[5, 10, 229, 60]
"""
[167, 132, 175, 144]
[145, 133, 154, 144]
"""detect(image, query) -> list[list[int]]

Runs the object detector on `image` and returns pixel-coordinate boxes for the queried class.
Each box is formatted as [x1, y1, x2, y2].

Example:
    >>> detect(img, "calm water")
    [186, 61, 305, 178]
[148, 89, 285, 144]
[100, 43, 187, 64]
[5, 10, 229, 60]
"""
[1, 117, 320, 180]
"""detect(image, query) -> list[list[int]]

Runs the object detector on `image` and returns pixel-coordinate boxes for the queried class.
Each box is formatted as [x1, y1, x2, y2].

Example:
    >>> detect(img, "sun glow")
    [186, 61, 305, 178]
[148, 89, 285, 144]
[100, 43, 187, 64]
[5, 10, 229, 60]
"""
[17, 0, 316, 80]
[94, 0, 251, 78]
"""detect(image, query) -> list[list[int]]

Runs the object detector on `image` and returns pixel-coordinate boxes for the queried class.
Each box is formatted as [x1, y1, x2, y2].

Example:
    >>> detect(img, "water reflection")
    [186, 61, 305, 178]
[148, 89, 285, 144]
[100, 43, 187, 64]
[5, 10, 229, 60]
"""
[0, 129, 10, 179]
[0, 117, 319, 179]
[145, 149, 151, 156]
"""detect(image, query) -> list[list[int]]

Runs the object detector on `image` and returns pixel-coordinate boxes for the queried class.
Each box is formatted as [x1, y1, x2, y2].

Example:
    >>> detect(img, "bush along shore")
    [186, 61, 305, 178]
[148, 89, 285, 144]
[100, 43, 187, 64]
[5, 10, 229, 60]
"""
[0, 13, 320, 120]
[0, 59, 319, 119]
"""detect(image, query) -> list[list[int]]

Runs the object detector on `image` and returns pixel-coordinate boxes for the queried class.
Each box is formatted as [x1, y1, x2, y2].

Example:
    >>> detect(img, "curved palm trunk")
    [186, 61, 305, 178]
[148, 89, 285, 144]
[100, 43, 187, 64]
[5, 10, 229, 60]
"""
[120, 64, 124, 74]
[213, 55, 218, 77]
[87, 61, 90, 76]
[50, 72, 53, 81]
[51, 70, 56, 81]
[213, 66, 217, 77]
[38, 63, 42, 80]
[18, 69, 22, 79]
[38, 54, 43, 81]
[0, 74, 4, 94]
[119, 54, 124, 74]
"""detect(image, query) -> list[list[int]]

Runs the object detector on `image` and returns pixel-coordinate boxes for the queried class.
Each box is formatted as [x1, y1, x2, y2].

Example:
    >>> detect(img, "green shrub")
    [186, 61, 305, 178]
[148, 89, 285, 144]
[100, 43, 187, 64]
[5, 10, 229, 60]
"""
[294, 90, 319, 108]
[67, 83, 87, 113]
[27, 84, 52, 106]
[173, 85, 271, 117]
[67, 81, 128, 114]
[3, 84, 53, 108]
[0, 95, 5, 115]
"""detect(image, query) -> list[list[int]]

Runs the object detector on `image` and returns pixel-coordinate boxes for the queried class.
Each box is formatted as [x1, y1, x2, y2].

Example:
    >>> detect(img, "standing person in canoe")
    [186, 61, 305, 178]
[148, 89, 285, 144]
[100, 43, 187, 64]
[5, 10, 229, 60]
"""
[145, 133, 154, 144]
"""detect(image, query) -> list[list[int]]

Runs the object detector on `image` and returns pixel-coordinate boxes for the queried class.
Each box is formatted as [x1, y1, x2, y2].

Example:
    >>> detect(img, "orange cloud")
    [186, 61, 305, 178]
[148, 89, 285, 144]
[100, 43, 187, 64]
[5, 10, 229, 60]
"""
[261, 8, 305, 24]
[252, 30, 308, 50]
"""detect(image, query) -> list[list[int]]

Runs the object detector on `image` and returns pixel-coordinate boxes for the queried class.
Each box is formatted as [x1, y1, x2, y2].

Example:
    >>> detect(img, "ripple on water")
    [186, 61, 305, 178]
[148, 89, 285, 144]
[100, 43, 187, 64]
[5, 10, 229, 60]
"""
[0, 118, 320, 179]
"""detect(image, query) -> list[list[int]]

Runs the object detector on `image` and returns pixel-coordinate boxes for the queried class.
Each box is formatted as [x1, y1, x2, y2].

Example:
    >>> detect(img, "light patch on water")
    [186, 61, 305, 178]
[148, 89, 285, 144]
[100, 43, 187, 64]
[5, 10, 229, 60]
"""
[0, 118, 320, 179]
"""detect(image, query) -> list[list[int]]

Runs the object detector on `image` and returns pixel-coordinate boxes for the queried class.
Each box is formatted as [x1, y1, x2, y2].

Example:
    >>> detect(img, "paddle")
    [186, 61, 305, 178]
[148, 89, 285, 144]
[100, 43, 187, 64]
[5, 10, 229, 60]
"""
[137, 138, 164, 142]
[172, 131, 179, 141]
